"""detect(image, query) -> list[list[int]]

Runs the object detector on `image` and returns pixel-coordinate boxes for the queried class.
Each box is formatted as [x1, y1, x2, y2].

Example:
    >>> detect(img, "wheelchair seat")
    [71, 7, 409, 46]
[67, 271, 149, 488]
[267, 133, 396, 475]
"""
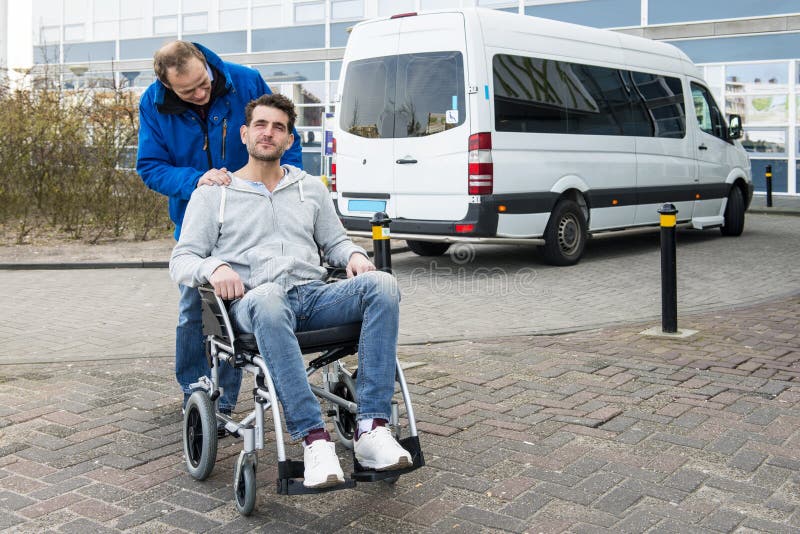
[235, 322, 362, 355]
[198, 283, 362, 358]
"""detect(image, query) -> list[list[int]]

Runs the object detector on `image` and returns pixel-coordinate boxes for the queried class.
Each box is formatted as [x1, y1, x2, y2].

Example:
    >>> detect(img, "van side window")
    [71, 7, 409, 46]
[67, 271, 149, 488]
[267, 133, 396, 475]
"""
[691, 82, 726, 140]
[493, 54, 685, 139]
[629, 72, 686, 138]
[339, 52, 466, 139]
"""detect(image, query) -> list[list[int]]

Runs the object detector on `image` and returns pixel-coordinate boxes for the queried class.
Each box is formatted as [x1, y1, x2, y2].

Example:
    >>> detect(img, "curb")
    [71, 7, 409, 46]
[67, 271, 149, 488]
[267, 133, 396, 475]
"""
[0, 261, 169, 270]
[0, 247, 411, 271]
[747, 208, 800, 216]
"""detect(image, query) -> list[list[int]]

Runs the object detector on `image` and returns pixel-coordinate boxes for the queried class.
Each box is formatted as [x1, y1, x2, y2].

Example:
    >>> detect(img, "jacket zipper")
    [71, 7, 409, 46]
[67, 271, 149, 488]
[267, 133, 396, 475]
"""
[221, 118, 227, 161]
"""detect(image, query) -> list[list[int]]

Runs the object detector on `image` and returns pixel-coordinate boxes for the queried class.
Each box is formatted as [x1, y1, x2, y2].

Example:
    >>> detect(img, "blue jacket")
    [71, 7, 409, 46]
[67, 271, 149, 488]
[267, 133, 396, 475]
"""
[136, 43, 303, 238]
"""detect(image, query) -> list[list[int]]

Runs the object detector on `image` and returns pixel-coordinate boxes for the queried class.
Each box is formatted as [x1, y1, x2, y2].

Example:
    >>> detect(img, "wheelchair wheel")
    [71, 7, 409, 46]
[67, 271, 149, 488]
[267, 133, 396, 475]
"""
[332, 370, 357, 450]
[234, 456, 256, 516]
[183, 391, 218, 480]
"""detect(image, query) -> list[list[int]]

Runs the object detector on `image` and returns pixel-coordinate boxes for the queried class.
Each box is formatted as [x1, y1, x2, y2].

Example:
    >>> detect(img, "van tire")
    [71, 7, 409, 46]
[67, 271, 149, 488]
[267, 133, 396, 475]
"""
[541, 199, 587, 266]
[720, 186, 745, 237]
[407, 240, 450, 256]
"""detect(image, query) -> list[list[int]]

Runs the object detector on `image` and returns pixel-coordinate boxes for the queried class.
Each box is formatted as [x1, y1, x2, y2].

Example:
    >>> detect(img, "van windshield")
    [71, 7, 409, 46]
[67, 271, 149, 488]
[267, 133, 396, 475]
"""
[340, 51, 466, 139]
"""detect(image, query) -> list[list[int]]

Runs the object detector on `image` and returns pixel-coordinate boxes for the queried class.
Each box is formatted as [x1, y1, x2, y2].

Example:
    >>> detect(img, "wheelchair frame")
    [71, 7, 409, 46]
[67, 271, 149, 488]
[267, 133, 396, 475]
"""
[181, 283, 425, 515]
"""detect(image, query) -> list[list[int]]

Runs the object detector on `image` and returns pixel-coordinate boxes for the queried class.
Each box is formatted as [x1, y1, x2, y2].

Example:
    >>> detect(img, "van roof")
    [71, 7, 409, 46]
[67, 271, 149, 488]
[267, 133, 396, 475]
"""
[351, 8, 700, 78]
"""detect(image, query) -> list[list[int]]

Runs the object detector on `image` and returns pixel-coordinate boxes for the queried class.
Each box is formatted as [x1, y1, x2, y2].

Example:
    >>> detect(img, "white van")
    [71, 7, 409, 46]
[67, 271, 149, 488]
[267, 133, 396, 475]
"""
[331, 8, 752, 265]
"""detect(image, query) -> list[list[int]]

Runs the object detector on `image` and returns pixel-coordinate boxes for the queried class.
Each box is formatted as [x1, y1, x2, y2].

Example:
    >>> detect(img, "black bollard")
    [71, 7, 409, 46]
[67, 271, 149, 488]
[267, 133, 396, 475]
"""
[370, 212, 392, 273]
[658, 203, 678, 334]
[765, 164, 773, 208]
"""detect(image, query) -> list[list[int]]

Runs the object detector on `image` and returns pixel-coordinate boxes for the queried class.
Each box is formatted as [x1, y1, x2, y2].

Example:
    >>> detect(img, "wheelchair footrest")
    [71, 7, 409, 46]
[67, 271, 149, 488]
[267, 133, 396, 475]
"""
[275, 460, 356, 495]
[351, 435, 425, 482]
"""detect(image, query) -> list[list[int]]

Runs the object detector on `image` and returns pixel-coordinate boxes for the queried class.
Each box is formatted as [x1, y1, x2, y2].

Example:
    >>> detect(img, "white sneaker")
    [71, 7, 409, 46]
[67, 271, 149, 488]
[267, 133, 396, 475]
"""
[354, 427, 413, 471]
[303, 440, 345, 488]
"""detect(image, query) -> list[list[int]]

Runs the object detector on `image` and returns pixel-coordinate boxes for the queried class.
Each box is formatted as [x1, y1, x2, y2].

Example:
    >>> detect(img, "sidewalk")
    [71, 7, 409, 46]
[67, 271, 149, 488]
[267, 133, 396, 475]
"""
[747, 193, 800, 215]
[0, 293, 798, 532]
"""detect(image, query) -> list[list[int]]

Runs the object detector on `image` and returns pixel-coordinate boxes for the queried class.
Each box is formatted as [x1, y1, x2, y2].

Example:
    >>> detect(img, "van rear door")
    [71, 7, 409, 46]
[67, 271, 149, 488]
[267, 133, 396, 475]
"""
[392, 12, 470, 221]
[336, 19, 400, 217]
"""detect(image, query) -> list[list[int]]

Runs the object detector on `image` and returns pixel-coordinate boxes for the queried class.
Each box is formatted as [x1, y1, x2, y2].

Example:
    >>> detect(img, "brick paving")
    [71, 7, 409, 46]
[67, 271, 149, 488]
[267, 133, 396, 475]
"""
[0, 292, 799, 532]
[1, 211, 800, 532]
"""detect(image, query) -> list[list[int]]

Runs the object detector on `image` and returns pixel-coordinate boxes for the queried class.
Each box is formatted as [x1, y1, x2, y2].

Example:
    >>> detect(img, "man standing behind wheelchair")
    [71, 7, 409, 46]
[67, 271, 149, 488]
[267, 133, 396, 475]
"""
[136, 41, 303, 433]
[170, 93, 412, 488]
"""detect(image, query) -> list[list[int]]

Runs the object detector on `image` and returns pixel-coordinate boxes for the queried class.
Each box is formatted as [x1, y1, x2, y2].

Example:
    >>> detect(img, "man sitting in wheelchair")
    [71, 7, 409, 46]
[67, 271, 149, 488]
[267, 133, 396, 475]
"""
[169, 93, 412, 488]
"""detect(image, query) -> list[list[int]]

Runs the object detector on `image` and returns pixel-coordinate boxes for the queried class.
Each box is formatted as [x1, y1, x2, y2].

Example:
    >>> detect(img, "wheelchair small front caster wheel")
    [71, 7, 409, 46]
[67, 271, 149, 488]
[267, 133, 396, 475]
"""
[183, 391, 218, 480]
[234, 455, 257, 516]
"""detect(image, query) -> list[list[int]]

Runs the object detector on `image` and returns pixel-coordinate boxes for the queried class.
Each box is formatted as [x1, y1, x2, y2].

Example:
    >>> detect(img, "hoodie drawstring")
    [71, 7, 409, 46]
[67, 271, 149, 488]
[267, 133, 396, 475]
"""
[299, 179, 305, 202]
[218, 186, 227, 224]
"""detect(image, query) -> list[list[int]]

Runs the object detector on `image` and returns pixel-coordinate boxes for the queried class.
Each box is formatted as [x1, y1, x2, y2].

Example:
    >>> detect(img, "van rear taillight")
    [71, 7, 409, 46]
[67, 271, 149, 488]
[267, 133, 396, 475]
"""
[330, 137, 337, 192]
[390, 12, 417, 19]
[468, 132, 493, 195]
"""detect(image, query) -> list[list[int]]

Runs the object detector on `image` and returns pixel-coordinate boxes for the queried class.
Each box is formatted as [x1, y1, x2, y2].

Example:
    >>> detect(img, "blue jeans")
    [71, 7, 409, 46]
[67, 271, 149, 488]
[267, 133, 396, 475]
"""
[177, 284, 242, 412]
[229, 271, 400, 441]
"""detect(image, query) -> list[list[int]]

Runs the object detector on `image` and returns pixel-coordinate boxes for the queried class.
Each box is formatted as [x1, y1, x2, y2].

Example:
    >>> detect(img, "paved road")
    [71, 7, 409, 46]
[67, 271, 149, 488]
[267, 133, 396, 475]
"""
[2, 213, 800, 364]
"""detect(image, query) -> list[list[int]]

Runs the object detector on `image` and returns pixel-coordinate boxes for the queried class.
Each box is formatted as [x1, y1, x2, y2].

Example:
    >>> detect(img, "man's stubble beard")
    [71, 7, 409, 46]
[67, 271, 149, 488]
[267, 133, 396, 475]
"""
[248, 141, 286, 163]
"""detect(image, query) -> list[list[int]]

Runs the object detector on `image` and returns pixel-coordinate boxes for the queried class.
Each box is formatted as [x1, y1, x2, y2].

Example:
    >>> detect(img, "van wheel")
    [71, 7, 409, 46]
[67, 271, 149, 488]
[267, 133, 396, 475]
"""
[406, 240, 450, 256]
[541, 199, 587, 266]
[720, 186, 745, 237]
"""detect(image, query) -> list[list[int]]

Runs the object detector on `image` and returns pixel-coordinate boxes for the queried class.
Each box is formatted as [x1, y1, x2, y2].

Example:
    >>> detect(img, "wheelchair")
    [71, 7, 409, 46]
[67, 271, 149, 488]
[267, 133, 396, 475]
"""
[181, 273, 425, 516]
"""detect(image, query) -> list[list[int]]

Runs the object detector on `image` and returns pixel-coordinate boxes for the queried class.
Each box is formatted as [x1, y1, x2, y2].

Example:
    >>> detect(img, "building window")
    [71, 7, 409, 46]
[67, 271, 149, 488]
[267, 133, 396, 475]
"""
[154, 16, 178, 36]
[725, 63, 789, 127]
[220, 0, 248, 31]
[741, 129, 787, 155]
[40, 26, 60, 45]
[421, 0, 460, 9]
[183, 13, 208, 33]
[64, 23, 86, 42]
[331, 0, 363, 20]
[64, 0, 88, 25]
[154, 0, 179, 17]
[252, 0, 283, 28]
[378, 0, 414, 16]
[183, 0, 210, 12]
[478, 0, 517, 6]
[120, 0, 146, 39]
[295, 1, 325, 24]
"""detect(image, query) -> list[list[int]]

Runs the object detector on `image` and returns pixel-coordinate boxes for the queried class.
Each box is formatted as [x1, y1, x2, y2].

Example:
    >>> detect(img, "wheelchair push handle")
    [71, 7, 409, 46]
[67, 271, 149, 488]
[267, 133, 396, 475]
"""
[370, 212, 392, 273]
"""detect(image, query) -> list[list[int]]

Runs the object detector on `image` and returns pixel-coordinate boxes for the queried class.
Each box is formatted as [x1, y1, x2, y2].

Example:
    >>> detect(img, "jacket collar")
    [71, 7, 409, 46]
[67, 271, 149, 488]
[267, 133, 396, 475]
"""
[154, 43, 232, 115]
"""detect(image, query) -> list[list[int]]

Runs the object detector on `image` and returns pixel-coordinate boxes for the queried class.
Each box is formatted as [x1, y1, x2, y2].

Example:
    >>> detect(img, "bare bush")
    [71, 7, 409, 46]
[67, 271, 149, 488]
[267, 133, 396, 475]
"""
[0, 68, 171, 245]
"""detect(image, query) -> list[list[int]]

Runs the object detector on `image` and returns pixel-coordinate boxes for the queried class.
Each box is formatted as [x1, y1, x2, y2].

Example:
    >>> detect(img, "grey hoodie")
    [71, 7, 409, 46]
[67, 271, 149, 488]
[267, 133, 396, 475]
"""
[169, 165, 367, 291]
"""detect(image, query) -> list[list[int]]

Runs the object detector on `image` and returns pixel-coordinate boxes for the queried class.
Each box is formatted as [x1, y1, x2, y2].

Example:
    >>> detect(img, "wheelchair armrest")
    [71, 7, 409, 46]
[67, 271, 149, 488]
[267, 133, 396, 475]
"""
[198, 284, 236, 344]
[325, 266, 348, 282]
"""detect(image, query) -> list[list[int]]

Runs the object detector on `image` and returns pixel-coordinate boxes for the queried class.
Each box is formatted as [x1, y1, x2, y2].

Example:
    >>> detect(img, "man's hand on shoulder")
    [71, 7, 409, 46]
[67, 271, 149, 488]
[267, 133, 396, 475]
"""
[209, 264, 244, 300]
[197, 167, 230, 187]
[346, 253, 375, 278]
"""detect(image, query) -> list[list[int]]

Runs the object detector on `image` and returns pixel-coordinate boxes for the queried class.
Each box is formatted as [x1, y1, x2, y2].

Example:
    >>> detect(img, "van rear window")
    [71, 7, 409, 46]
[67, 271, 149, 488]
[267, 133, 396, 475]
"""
[493, 54, 685, 139]
[340, 52, 466, 139]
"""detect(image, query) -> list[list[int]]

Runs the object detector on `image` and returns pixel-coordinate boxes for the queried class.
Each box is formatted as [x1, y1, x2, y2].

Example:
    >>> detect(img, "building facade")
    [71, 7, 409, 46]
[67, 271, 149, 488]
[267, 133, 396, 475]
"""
[0, 0, 8, 75]
[25, 0, 800, 194]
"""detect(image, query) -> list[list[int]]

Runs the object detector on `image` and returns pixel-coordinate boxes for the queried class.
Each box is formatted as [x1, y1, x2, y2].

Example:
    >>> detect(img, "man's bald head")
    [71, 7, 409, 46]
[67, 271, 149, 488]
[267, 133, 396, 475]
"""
[153, 41, 206, 86]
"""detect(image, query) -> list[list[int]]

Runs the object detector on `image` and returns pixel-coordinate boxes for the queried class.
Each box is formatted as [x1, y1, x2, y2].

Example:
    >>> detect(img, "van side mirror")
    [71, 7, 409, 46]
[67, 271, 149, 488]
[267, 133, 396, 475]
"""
[728, 114, 743, 140]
